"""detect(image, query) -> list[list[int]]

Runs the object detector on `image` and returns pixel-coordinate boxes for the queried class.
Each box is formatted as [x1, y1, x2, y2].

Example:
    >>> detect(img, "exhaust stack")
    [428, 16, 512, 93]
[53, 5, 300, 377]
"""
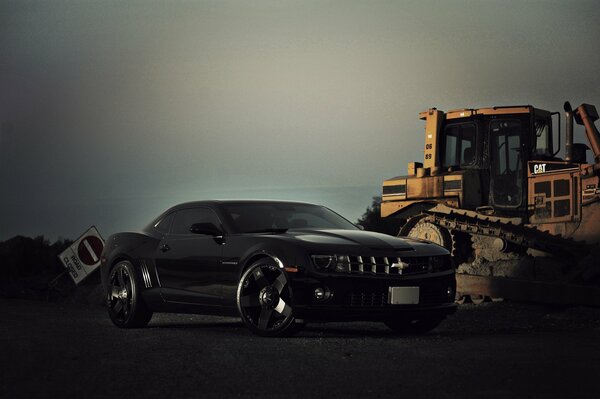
[564, 101, 573, 162]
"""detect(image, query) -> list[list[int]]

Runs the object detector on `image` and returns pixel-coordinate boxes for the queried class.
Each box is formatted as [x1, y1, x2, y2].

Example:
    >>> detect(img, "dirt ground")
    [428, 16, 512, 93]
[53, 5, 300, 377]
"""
[1, 299, 599, 399]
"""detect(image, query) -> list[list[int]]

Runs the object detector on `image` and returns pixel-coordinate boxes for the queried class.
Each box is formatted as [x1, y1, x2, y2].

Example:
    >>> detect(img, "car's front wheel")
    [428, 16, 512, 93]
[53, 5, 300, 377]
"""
[107, 261, 153, 328]
[384, 316, 444, 335]
[237, 259, 302, 337]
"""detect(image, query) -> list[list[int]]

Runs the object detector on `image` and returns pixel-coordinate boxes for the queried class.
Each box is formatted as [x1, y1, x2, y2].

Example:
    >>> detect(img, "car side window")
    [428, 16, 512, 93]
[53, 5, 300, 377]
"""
[170, 207, 222, 235]
[154, 212, 175, 234]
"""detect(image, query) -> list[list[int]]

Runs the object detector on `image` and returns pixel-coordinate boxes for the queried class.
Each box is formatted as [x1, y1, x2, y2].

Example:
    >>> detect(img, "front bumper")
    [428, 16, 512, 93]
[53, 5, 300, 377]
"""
[290, 270, 456, 322]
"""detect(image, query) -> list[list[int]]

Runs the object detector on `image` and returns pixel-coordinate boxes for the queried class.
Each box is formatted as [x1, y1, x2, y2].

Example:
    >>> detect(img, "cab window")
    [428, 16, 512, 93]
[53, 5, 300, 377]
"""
[533, 118, 552, 157]
[491, 120, 522, 176]
[442, 123, 476, 168]
[490, 119, 523, 207]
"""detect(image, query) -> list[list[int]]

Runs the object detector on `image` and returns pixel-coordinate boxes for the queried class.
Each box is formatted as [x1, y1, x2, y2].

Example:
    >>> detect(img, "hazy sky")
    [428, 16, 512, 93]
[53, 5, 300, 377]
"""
[1, 0, 599, 240]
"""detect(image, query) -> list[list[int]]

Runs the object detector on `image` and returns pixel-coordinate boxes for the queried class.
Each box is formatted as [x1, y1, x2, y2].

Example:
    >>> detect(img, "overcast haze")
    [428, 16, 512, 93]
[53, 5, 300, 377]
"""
[1, 0, 599, 240]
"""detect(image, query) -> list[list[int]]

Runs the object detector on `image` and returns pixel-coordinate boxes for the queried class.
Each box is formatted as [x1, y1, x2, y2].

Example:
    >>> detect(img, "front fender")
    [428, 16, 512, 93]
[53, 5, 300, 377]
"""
[233, 239, 308, 279]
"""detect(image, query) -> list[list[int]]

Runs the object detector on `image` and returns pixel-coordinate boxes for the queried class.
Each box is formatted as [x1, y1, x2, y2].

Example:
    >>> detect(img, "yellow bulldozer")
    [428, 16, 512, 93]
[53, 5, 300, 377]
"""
[381, 102, 600, 306]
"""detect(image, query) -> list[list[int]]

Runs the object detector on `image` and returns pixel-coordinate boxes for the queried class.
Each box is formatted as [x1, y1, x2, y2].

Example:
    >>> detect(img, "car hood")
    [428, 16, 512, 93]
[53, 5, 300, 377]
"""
[282, 229, 422, 252]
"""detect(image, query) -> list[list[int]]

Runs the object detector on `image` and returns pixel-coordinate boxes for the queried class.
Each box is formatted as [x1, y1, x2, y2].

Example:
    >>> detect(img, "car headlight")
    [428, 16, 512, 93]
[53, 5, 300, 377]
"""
[311, 255, 335, 271]
[311, 255, 351, 272]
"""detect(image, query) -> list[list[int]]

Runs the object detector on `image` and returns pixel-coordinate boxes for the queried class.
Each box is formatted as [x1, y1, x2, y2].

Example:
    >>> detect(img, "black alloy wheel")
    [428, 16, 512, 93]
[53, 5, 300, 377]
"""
[107, 261, 153, 328]
[384, 316, 445, 335]
[237, 259, 301, 337]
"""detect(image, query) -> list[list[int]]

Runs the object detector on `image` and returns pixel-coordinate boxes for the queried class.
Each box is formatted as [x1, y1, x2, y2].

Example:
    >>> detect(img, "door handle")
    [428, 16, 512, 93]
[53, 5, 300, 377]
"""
[159, 244, 171, 253]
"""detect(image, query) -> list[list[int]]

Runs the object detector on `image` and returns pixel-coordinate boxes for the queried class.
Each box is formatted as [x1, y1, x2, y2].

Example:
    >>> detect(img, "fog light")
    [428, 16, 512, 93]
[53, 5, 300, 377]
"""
[314, 286, 331, 301]
[314, 287, 325, 300]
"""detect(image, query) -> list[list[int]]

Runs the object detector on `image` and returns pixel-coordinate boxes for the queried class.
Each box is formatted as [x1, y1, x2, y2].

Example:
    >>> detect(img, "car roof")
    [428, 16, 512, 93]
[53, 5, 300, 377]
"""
[167, 199, 319, 212]
[147, 199, 323, 232]
[149, 199, 321, 227]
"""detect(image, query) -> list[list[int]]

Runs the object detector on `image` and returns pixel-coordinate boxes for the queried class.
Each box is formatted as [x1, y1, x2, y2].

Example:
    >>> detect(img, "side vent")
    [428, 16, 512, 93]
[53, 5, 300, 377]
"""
[139, 261, 152, 288]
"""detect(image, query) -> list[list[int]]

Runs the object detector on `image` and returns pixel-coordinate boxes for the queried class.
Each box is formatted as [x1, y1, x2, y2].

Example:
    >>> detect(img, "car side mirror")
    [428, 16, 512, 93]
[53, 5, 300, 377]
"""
[355, 224, 365, 231]
[190, 223, 222, 236]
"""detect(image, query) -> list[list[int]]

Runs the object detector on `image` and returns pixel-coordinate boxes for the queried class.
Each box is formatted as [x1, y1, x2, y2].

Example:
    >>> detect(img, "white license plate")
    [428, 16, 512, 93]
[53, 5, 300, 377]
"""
[388, 287, 420, 304]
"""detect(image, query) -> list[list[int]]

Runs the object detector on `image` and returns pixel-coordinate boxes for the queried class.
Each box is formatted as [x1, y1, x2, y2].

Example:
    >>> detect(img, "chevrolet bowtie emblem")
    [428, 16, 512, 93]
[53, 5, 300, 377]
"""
[391, 261, 409, 274]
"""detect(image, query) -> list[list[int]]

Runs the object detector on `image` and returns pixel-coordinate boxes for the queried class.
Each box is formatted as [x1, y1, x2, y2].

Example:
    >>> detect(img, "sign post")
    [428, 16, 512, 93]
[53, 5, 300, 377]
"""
[58, 226, 105, 285]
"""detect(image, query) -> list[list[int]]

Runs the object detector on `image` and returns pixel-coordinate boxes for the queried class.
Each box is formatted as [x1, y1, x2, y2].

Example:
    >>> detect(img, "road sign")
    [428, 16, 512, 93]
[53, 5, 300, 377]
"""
[77, 235, 103, 266]
[59, 226, 105, 285]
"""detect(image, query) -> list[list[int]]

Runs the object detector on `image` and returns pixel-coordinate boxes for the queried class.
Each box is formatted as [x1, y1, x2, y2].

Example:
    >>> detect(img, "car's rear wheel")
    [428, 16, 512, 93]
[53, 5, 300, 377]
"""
[237, 259, 302, 337]
[384, 316, 444, 335]
[107, 261, 153, 328]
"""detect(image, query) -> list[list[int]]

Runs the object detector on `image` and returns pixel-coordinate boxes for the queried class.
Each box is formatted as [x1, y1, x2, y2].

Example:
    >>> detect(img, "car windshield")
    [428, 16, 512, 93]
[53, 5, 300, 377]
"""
[221, 202, 359, 233]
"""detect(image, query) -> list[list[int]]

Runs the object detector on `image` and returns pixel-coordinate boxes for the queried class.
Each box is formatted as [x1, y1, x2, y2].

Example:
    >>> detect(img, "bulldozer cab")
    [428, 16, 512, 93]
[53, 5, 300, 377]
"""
[434, 107, 557, 214]
[382, 106, 562, 219]
[381, 102, 600, 229]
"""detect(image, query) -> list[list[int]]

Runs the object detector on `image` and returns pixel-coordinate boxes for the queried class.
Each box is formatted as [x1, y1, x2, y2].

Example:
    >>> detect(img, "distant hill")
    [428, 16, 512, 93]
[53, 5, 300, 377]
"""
[0, 235, 72, 279]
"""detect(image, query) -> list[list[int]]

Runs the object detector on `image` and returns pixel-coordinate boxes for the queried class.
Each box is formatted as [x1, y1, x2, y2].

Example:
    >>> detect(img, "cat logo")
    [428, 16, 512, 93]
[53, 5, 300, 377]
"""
[533, 163, 547, 174]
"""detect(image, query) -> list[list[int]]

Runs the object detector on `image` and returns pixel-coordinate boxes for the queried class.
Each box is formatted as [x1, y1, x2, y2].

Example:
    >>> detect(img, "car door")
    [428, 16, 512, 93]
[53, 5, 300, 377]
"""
[155, 207, 224, 305]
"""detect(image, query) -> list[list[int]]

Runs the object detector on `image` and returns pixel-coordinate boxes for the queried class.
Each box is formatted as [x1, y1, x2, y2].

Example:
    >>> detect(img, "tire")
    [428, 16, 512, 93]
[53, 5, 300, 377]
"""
[384, 316, 445, 335]
[106, 261, 153, 328]
[236, 259, 302, 337]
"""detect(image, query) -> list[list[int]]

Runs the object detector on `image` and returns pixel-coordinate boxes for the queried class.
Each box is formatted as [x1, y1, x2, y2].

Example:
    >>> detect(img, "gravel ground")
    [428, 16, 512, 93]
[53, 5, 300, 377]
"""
[1, 299, 599, 398]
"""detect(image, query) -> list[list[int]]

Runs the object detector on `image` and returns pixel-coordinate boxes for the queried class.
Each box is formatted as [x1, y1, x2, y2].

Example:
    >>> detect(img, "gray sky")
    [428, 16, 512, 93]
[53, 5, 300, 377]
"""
[1, 0, 599, 240]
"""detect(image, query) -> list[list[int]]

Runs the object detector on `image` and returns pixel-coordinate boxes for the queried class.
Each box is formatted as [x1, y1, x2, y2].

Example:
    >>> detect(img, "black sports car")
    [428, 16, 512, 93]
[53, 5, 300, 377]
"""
[101, 200, 456, 336]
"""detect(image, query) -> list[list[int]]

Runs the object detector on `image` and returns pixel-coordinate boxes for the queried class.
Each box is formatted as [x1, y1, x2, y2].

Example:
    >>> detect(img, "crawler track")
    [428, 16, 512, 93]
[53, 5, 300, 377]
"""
[419, 209, 589, 259]
[400, 206, 599, 306]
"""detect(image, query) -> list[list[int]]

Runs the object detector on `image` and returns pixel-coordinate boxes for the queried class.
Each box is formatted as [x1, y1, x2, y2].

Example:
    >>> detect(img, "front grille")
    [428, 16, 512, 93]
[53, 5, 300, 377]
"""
[345, 286, 451, 307]
[346, 291, 388, 307]
[346, 256, 430, 276]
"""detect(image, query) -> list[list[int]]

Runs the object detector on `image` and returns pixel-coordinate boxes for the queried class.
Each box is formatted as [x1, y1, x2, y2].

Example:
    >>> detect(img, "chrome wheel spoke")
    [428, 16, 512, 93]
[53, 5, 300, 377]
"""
[111, 286, 120, 299]
[257, 308, 273, 330]
[274, 298, 291, 317]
